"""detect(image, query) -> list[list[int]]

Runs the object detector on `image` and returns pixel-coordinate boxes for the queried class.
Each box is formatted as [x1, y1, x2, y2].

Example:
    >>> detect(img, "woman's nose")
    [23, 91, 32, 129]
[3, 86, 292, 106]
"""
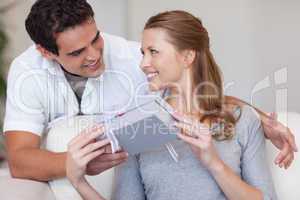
[140, 55, 151, 70]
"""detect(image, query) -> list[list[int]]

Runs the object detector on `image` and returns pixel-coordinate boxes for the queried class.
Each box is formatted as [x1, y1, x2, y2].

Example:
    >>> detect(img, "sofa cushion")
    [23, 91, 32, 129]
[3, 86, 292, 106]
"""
[46, 115, 114, 200]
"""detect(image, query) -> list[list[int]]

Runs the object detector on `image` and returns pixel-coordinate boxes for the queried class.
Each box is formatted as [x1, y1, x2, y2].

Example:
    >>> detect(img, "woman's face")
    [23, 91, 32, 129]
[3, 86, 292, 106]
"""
[140, 28, 186, 91]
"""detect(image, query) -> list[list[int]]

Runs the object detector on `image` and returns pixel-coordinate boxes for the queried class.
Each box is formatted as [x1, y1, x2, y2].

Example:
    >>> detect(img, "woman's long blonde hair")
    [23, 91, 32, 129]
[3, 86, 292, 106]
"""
[144, 10, 240, 140]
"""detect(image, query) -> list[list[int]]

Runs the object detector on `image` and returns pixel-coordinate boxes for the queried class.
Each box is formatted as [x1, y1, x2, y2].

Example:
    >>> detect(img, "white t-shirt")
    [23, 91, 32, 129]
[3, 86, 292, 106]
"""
[4, 32, 148, 136]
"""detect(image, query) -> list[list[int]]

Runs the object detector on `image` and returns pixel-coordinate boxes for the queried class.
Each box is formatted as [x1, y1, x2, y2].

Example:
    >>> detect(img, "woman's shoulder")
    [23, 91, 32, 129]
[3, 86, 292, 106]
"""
[236, 105, 261, 127]
[232, 105, 265, 147]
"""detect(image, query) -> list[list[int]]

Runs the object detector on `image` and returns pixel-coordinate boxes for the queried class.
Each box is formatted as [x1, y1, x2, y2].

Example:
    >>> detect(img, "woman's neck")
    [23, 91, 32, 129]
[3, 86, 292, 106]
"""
[166, 68, 197, 116]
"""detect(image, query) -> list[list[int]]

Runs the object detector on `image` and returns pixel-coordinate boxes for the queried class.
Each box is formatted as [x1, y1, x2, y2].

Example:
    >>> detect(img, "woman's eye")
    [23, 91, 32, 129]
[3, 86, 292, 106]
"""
[150, 49, 158, 55]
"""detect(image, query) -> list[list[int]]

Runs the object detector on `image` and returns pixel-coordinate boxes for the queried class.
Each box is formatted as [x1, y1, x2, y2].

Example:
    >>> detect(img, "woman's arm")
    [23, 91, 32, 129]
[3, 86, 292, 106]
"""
[72, 180, 106, 200]
[175, 116, 263, 200]
[206, 106, 277, 200]
[208, 160, 263, 200]
[225, 95, 297, 169]
[66, 124, 112, 200]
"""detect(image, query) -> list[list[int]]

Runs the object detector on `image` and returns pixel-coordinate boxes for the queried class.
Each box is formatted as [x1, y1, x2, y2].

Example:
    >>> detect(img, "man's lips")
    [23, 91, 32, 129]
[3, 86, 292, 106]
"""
[83, 59, 101, 69]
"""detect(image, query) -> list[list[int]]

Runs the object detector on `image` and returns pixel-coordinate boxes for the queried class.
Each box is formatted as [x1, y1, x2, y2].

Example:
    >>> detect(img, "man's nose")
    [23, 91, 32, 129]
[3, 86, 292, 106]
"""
[86, 45, 99, 61]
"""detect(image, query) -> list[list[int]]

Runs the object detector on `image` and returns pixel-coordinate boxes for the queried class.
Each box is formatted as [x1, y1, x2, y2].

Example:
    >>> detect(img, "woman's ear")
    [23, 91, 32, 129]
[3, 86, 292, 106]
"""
[182, 49, 196, 68]
[36, 45, 56, 60]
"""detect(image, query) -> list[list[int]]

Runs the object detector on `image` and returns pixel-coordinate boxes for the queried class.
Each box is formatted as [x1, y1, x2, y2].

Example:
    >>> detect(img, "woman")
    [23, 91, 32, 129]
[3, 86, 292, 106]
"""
[66, 10, 292, 200]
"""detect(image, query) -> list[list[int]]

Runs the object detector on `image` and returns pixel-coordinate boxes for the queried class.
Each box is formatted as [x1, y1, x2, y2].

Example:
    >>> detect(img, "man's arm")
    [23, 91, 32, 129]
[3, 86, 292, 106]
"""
[225, 96, 268, 118]
[5, 131, 66, 181]
[225, 95, 297, 169]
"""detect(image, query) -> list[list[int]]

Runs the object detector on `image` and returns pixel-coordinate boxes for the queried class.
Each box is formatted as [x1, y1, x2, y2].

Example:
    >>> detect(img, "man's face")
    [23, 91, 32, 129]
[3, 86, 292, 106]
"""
[51, 19, 105, 78]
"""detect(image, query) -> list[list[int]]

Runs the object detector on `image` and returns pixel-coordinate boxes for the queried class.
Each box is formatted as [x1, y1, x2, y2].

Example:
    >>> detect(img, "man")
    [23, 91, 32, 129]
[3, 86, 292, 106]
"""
[3, 0, 297, 199]
[4, 0, 146, 199]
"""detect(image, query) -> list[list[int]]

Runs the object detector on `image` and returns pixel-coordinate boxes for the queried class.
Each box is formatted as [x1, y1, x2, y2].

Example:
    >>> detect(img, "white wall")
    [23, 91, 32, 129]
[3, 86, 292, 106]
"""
[2, 0, 299, 112]
[88, 0, 128, 38]
[127, 0, 300, 113]
[2, 0, 35, 61]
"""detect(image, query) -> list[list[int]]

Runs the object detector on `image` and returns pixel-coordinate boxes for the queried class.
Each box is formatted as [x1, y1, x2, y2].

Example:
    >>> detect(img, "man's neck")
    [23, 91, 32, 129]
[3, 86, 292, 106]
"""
[60, 65, 83, 78]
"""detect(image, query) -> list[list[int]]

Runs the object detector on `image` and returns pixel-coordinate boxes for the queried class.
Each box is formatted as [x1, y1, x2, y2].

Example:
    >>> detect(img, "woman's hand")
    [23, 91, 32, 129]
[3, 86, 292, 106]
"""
[173, 113, 223, 171]
[66, 124, 110, 187]
[262, 112, 297, 169]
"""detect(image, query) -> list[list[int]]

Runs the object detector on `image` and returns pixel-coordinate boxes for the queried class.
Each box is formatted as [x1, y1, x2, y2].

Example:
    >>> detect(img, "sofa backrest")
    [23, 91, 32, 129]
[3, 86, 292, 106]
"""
[266, 112, 300, 200]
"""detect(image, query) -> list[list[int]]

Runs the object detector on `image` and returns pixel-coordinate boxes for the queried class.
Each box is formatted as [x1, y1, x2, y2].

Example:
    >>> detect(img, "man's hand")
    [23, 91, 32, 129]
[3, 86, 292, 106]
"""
[225, 95, 298, 169]
[86, 147, 128, 176]
[261, 112, 298, 169]
[66, 124, 128, 183]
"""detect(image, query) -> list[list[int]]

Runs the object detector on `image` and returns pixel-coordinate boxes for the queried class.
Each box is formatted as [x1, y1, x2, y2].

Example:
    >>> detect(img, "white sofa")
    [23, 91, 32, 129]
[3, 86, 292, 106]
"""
[0, 112, 299, 200]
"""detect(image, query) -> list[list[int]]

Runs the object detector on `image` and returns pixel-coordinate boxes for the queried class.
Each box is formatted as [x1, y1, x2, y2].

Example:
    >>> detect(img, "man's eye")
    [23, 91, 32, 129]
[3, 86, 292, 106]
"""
[70, 51, 82, 57]
[92, 31, 100, 44]
[140, 49, 145, 55]
[92, 35, 99, 44]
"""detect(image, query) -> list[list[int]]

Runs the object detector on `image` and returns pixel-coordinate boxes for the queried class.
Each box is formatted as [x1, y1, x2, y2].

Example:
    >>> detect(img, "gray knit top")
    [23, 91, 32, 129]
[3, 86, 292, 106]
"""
[112, 105, 277, 200]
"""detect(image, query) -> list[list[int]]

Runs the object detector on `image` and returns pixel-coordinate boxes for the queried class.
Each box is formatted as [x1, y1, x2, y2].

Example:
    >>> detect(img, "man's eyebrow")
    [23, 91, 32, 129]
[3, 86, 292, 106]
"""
[66, 30, 100, 56]
[67, 47, 85, 56]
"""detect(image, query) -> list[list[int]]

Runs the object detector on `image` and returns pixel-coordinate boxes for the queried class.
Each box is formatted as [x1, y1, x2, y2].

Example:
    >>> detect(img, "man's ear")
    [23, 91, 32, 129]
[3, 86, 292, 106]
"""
[182, 49, 196, 68]
[36, 45, 56, 59]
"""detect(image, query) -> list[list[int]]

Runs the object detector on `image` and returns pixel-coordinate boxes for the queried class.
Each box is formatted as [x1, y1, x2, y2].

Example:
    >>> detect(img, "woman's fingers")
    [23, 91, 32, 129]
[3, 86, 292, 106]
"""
[178, 133, 201, 147]
[174, 121, 211, 150]
[174, 121, 209, 138]
[78, 138, 110, 158]
[69, 124, 105, 151]
[172, 112, 194, 125]
[69, 124, 100, 145]
[174, 122, 192, 135]
[82, 148, 106, 166]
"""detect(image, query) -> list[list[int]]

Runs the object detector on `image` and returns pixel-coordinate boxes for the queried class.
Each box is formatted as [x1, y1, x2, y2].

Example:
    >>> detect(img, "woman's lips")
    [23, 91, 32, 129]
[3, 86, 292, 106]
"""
[146, 71, 159, 81]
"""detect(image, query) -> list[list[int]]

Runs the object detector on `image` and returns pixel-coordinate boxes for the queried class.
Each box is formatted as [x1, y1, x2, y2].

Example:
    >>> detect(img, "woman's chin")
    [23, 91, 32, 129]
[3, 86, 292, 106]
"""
[148, 85, 160, 91]
[148, 80, 176, 92]
[148, 81, 163, 91]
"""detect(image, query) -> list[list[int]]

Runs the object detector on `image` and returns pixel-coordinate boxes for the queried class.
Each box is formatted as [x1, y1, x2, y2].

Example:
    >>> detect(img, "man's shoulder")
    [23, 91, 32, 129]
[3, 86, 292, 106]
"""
[11, 45, 53, 71]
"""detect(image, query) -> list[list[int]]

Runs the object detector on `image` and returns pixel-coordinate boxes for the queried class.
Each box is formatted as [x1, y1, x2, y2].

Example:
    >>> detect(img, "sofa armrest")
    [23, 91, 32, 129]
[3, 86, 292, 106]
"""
[0, 162, 56, 200]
